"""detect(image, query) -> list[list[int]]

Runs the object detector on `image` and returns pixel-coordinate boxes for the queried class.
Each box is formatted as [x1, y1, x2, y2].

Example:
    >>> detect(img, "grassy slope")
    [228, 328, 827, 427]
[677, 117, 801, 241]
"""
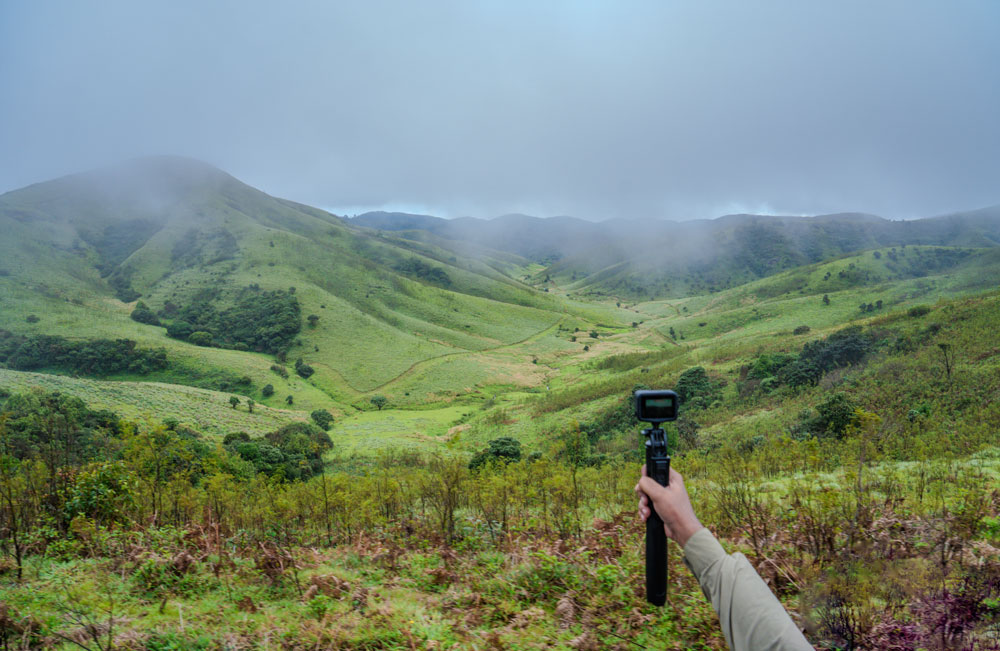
[0, 162, 637, 417]
[0, 369, 302, 437]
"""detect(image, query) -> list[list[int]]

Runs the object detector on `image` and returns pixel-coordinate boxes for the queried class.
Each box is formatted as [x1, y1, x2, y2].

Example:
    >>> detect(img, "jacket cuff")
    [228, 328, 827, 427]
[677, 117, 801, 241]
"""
[681, 527, 726, 579]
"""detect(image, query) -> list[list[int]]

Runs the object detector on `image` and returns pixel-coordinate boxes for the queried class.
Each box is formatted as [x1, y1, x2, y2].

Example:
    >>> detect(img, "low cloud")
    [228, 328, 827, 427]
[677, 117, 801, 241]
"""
[1, 1, 998, 221]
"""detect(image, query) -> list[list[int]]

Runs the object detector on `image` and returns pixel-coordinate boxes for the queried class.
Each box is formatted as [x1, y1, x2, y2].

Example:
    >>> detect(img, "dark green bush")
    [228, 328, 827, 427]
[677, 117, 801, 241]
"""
[130, 301, 161, 326]
[469, 437, 523, 470]
[295, 358, 315, 379]
[676, 366, 719, 407]
[311, 409, 334, 430]
[188, 331, 213, 347]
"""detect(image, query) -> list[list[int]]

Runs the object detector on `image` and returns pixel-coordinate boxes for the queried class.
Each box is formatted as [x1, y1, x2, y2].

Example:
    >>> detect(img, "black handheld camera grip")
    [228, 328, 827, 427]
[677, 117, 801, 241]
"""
[645, 442, 670, 606]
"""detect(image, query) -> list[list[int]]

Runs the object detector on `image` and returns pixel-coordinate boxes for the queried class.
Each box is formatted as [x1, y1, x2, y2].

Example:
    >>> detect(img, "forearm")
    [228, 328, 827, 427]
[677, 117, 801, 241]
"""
[682, 528, 813, 651]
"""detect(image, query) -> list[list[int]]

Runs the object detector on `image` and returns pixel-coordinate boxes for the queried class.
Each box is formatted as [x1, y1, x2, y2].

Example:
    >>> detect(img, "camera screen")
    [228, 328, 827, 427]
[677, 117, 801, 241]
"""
[642, 396, 675, 420]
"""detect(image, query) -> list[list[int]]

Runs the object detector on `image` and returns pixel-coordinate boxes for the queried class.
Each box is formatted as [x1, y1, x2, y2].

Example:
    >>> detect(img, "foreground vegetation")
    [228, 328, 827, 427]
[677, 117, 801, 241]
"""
[2, 287, 1000, 648]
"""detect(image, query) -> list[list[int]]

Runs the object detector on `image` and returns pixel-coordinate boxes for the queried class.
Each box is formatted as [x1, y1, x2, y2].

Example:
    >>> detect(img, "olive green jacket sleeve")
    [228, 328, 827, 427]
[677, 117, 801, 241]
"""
[682, 528, 813, 651]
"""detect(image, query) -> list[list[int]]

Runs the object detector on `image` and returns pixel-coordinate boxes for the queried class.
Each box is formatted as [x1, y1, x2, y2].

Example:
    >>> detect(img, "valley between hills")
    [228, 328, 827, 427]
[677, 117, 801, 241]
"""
[1, 157, 998, 649]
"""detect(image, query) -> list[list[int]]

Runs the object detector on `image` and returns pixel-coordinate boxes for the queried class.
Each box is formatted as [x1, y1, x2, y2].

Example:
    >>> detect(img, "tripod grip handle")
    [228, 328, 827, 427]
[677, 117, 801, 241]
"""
[649, 455, 670, 487]
[646, 511, 667, 605]
[645, 443, 670, 606]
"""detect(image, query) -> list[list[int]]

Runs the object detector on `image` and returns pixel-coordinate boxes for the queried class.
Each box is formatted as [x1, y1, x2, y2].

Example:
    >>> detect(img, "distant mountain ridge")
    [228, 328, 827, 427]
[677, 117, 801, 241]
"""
[352, 205, 1000, 297]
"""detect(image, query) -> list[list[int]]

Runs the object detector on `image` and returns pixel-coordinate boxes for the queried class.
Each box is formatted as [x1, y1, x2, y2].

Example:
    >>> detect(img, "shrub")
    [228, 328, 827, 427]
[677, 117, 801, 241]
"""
[311, 409, 334, 430]
[908, 305, 932, 317]
[63, 462, 136, 526]
[295, 358, 315, 379]
[793, 325, 811, 335]
[394, 258, 451, 286]
[189, 331, 213, 347]
[262, 384, 275, 397]
[469, 437, 522, 469]
[794, 393, 858, 440]
[778, 326, 873, 388]
[676, 366, 718, 407]
[270, 364, 289, 379]
[25, 314, 39, 323]
[166, 321, 194, 340]
[130, 301, 161, 326]
[223, 432, 251, 445]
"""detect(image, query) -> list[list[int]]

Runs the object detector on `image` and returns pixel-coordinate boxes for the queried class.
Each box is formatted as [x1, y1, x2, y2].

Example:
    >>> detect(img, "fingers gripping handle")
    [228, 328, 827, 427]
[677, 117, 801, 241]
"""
[645, 436, 670, 606]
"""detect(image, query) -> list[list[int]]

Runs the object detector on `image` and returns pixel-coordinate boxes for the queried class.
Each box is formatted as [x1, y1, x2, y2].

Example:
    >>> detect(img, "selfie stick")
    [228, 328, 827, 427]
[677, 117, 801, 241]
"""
[644, 425, 670, 606]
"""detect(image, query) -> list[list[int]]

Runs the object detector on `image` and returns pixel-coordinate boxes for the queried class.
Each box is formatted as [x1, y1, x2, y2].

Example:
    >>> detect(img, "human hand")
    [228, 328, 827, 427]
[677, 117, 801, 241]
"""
[635, 464, 703, 548]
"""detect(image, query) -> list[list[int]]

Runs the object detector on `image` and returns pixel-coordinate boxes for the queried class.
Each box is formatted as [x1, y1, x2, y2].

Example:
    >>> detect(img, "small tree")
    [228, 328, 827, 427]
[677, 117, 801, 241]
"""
[188, 330, 212, 346]
[130, 301, 161, 326]
[247, 399, 255, 414]
[807, 392, 858, 439]
[229, 396, 240, 409]
[311, 409, 334, 430]
[285, 395, 294, 405]
[557, 420, 590, 535]
[370, 395, 387, 411]
[938, 342, 954, 383]
[262, 384, 274, 398]
[295, 358, 315, 379]
[822, 294, 830, 305]
[469, 437, 522, 470]
[307, 314, 319, 328]
[166, 321, 193, 339]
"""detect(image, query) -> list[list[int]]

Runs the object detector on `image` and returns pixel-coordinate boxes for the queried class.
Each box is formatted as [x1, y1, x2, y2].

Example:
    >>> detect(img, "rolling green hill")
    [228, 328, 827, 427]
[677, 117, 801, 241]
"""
[3, 157, 999, 438]
[0, 157, 631, 413]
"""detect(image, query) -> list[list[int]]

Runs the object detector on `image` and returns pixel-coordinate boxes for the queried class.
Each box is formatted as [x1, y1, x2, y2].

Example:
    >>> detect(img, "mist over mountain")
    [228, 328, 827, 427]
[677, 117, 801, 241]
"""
[0, 157, 590, 396]
[352, 204, 1000, 298]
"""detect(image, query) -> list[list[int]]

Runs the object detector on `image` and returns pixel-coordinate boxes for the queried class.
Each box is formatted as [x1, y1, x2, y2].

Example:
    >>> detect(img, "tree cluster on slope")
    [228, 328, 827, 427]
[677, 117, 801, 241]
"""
[160, 286, 301, 354]
[0, 331, 168, 376]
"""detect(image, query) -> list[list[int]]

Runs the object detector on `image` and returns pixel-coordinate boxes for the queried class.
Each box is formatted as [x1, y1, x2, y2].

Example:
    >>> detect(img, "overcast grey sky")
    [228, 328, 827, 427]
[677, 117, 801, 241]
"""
[1, 1, 998, 221]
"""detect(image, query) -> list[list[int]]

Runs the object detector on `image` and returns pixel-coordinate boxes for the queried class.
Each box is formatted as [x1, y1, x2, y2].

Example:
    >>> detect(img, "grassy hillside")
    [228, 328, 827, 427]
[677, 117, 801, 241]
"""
[0, 158, 633, 410]
[0, 369, 300, 437]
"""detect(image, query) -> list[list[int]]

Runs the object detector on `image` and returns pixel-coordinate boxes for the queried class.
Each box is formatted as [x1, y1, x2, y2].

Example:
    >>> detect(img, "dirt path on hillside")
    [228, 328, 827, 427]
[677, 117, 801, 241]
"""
[358, 314, 569, 394]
